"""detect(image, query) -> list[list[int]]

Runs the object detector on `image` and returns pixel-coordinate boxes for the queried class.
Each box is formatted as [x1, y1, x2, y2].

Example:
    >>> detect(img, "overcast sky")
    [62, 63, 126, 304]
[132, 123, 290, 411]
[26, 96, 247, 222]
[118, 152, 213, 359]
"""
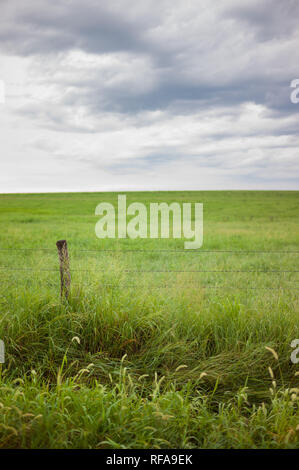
[0, 0, 298, 192]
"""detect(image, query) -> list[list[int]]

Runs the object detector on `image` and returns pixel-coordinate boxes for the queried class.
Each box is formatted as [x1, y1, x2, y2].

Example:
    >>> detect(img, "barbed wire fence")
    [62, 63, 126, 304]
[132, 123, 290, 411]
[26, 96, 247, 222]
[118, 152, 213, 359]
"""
[0, 240, 299, 298]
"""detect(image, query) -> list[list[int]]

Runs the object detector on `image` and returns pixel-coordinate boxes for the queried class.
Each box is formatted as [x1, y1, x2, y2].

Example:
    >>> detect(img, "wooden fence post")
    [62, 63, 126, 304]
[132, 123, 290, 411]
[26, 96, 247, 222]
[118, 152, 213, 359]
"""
[56, 239, 71, 299]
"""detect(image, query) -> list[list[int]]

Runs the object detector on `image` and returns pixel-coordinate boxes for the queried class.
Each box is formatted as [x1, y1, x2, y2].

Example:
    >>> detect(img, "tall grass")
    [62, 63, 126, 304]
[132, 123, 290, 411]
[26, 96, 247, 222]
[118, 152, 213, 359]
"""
[0, 191, 298, 448]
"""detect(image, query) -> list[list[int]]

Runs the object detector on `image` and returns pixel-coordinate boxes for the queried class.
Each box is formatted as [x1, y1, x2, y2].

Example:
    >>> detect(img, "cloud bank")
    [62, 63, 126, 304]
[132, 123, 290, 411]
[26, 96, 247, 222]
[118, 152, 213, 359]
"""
[0, 0, 298, 191]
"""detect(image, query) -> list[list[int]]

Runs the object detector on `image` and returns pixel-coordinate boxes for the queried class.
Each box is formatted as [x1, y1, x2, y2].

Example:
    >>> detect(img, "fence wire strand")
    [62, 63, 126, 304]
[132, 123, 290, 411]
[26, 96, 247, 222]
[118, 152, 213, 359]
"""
[0, 267, 298, 274]
[1, 248, 299, 254]
[0, 245, 298, 293]
[0, 278, 298, 291]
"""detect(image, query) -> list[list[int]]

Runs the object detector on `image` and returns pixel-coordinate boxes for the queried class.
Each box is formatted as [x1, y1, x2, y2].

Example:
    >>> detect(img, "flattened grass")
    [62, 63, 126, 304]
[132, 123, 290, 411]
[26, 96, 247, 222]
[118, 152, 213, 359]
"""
[0, 191, 298, 448]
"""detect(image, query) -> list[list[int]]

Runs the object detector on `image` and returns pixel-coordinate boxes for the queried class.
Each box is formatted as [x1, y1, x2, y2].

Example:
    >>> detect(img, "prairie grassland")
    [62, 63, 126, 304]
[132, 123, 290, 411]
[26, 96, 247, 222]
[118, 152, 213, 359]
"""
[0, 191, 298, 448]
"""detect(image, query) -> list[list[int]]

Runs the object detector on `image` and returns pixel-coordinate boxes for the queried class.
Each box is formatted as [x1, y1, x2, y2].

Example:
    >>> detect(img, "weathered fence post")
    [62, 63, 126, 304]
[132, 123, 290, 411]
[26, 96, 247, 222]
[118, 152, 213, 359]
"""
[56, 240, 71, 299]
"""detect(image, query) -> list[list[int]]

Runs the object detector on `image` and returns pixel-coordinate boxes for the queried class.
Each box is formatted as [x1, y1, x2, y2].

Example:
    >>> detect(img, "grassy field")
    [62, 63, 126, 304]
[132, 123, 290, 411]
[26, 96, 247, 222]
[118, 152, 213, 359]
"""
[0, 190, 298, 449]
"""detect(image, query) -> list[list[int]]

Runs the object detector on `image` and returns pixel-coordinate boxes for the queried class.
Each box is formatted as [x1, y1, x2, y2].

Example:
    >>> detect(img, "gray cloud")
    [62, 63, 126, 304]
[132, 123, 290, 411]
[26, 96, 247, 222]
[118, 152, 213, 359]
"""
[0, 0, 298, 192]
[0, 0, 155, 55]
[1, 0, 298, 114]
[225, 0, 299, 41]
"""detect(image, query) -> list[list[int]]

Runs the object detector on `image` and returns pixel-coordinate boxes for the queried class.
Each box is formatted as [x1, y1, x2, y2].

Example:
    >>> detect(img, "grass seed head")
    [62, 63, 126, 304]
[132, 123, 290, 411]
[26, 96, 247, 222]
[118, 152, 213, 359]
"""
[265, 346, 279, 360]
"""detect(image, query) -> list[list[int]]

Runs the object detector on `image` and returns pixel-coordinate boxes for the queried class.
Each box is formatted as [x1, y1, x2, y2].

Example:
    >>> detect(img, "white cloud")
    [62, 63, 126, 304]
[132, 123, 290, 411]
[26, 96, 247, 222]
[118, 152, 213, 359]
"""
[0, 0, 298, 192]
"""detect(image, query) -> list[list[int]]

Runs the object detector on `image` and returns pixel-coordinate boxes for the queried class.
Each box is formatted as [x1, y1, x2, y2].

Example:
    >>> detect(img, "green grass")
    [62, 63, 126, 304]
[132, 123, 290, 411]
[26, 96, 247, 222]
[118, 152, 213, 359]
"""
[0, 190, 298, 448]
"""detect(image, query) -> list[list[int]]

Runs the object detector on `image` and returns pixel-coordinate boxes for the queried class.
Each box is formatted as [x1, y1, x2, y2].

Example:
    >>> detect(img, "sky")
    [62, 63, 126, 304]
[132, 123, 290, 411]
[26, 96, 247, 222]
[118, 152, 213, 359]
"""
[0, 0, 298, 193]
